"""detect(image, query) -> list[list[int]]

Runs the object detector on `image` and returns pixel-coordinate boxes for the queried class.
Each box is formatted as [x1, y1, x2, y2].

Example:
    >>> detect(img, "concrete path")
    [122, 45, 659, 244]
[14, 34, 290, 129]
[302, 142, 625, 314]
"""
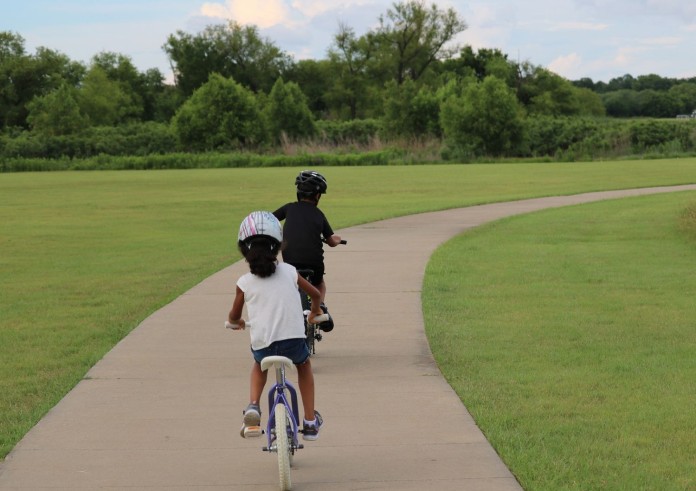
[1, 185, 695, 490]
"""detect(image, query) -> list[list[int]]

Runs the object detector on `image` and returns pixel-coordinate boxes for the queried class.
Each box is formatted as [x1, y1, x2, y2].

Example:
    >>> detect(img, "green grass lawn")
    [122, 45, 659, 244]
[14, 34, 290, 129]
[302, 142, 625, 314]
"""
[423, 192, 696, 490]
[1, 159, 696, 487]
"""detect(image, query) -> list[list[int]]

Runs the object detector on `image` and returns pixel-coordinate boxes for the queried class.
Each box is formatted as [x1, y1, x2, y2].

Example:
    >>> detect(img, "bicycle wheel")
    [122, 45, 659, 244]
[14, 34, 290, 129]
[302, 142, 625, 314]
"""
[305, 320, 315, 355]
[275, 404, 292, 491]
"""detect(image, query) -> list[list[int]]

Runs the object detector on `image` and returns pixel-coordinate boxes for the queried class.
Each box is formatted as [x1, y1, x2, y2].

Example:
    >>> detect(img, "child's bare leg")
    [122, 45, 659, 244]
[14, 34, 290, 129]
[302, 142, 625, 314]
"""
[296, 359, 315, 421]
[250, 362, 267, 405]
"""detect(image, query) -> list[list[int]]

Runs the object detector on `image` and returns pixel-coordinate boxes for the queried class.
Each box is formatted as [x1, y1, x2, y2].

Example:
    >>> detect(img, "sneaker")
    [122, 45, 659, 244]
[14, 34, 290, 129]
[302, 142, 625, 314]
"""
[302, 410, 323, 441]
[318, 304, 334, 332]
[240, 403, 262, 438]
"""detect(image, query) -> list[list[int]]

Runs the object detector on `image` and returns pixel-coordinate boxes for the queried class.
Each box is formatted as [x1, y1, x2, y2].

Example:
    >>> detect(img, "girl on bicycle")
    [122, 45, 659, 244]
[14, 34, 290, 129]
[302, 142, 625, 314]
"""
[227, 211, 324, 441]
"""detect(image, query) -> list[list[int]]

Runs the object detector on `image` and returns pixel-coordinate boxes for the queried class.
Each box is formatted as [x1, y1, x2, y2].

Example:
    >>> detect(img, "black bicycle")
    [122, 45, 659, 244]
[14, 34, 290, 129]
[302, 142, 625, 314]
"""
[297, 239, 346, 356]
[296, 268, 323, 356]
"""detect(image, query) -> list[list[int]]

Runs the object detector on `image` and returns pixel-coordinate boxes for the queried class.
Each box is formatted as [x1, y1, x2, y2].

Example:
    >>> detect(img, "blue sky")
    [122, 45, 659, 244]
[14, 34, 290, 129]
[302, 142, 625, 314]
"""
[3, 0, 696, 84]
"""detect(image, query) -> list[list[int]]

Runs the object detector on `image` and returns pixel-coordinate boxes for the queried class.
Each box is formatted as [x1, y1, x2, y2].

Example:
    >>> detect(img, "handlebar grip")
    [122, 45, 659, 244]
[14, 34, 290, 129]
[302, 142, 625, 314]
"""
[305, 311, 329, 323]
[339, 239, 347, 245]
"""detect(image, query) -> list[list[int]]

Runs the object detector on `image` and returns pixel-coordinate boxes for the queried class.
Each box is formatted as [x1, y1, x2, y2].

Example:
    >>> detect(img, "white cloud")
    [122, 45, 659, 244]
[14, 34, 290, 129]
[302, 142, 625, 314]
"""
[290, 0, 384, 17]
[200, 0, 289, 28]
[548, 52, 583, 78]
[640, 36, 681, 46]
[613, 45, 648, 67]
[548, 22, 608, 31]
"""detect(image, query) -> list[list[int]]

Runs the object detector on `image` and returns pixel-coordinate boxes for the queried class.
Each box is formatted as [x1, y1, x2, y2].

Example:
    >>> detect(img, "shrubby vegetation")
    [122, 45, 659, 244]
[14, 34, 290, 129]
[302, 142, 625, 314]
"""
[2, 1, 696, 171]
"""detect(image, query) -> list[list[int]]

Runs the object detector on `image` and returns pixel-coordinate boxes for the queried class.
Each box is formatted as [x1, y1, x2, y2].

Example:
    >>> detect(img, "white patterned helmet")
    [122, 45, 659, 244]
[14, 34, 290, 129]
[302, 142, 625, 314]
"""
[238, 211, 283, 244]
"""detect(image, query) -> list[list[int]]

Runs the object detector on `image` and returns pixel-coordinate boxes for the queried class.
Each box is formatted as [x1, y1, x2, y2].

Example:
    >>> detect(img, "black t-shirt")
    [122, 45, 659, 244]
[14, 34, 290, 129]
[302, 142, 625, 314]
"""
[273, 201, 334, 266]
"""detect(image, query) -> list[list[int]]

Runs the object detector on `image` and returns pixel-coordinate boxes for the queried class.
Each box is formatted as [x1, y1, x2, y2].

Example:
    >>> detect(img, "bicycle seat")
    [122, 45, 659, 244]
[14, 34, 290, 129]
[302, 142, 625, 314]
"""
[260, 356, 294, 372]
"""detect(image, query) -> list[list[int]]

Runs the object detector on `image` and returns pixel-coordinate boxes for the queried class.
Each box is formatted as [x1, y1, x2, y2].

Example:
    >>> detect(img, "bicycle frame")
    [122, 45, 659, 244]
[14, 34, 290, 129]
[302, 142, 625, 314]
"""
[262, 359, 302, 453]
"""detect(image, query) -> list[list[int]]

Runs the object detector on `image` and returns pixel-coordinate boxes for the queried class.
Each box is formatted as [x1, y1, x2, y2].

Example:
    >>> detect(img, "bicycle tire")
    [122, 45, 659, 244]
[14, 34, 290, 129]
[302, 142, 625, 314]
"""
[275, 404, 292, 491]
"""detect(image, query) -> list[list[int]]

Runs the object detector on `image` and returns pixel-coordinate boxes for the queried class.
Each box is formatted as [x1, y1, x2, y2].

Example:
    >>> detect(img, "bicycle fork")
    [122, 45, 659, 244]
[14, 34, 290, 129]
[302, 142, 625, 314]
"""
[262, 374, 303, 453]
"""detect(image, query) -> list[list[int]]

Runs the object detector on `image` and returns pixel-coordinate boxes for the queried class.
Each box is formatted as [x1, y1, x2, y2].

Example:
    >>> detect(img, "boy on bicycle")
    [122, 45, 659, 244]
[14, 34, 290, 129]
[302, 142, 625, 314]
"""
[273, 170, 342, 332]
[228, 211, 325, 440]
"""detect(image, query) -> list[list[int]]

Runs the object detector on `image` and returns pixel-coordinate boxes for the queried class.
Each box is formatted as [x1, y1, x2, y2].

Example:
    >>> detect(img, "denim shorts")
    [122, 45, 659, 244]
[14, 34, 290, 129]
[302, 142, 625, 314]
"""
[251, 338, 310, 365]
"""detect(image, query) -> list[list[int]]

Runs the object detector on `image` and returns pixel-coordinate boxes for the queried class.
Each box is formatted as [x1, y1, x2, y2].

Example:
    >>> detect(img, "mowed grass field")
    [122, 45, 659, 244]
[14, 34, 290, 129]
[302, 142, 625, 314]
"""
[1, 160, 695, 489]
[424, 192, 696, 490]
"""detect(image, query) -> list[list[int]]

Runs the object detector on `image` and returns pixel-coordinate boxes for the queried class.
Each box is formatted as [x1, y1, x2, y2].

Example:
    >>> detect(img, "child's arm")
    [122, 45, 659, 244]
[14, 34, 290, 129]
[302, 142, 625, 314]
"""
[297, 275, 324, 323]
[226, 286, 246, 330]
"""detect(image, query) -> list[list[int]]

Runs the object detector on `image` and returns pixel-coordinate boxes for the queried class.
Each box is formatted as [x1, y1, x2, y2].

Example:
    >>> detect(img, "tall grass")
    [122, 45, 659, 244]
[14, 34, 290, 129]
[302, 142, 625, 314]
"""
[423, 192, 696, 490]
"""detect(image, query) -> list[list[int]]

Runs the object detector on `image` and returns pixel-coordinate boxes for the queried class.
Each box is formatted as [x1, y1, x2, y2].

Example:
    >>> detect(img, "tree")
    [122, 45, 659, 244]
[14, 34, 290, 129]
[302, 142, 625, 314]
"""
[606, 74, 636, 92]
[381, 79, 440, 138]
[171, 73, 264, 150]
[263, 78, 316, 143]
[326, 23, 378, 119]
[163, 21, 292, 96]
[26, 82, 88, 135]
[440, 75, 524, 157]
[285, 59, 333, 117]
[91, 51, 160, 120]
[601, 90, 641, 117]
[440, 46, 512, 83]
[374, 1, 467, 84]
[634, 73, 675, 92]
[573, 87, 605, 116]
[517, 66, 598, 116]
[668, 83, 696, 114]
[0, 31, 85, 129]
[77, 66, 140, 126]
[636, 89, 680, 118]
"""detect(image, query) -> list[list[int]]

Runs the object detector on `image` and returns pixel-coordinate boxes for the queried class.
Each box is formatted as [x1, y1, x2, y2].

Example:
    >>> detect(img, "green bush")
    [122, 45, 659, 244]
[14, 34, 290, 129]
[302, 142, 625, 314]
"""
[0, 150, 393, 172]
[440, 76, 524, 157]
[264, 78, 316, 143]
[629, 120, 696, 152]
[522, 116, 639, 160]
[315, 119, 382, 145]
[171, 73, 265, 151]
[0, 123, 177, 160]
[524, 116, 601, 157]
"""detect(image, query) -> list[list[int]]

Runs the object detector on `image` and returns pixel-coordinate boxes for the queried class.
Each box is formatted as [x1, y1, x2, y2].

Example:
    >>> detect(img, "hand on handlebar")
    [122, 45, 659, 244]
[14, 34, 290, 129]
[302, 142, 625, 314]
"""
[306, 311, 330, 324]
[322, 236, 347, 246]
[225, 319, 246, 330]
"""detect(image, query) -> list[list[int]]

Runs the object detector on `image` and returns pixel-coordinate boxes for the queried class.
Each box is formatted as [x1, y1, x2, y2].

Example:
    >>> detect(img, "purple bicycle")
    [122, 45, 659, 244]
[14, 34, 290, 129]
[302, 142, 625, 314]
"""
[260, 356, 302, 491]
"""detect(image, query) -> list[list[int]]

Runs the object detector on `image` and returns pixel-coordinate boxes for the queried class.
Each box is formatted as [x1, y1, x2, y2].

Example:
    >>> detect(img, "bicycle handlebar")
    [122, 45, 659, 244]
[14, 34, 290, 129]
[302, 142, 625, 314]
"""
[308, 312, 330, 323]
[322, 238, 348, 245]
[225, 312, 329, 330]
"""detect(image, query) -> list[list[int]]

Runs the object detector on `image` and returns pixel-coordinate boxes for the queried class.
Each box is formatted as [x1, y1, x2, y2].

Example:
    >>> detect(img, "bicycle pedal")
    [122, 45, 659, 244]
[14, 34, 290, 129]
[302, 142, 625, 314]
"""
[242, 425, 263, 438]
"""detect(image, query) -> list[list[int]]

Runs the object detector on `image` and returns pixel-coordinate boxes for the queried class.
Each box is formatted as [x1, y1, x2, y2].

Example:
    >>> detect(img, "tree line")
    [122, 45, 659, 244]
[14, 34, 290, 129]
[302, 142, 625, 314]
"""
[2, 0, 696, 164]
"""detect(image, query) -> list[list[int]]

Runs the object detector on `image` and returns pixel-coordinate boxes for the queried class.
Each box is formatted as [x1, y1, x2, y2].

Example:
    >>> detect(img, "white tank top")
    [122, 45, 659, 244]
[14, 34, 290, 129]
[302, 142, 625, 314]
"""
[237, 262, 306, 350]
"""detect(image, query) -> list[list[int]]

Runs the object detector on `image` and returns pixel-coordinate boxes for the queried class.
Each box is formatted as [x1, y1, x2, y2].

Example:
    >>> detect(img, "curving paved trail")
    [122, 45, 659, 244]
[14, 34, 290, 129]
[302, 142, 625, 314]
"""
[1, 185, 695, 490]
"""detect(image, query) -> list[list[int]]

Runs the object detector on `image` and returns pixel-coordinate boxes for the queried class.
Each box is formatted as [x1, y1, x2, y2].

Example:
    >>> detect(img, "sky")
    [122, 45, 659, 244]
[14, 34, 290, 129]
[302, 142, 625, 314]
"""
[3, 0, 696, 84]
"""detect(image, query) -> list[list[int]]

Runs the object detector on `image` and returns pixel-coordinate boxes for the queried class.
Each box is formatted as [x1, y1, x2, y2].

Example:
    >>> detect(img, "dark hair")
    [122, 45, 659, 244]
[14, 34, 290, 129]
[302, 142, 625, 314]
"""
[238, 236, 280, 278]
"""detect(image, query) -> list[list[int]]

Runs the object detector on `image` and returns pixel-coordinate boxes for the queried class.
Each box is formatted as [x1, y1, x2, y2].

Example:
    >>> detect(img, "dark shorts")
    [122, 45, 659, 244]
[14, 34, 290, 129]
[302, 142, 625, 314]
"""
[291, 262, 325, 287]
[251, 338, 310, 365]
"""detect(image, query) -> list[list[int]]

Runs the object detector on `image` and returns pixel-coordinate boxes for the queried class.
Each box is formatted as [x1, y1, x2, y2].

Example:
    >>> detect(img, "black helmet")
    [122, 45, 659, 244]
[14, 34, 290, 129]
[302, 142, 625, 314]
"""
[295, 170, 327, 197]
